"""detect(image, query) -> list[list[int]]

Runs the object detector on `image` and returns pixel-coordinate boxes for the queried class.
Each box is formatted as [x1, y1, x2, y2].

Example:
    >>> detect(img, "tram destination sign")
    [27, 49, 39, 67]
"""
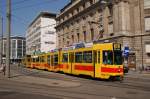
[113, 43, 121, 50]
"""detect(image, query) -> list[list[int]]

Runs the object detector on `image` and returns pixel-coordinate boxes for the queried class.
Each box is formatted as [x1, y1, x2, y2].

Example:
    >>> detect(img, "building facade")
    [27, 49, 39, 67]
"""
[26, 12, 56, 55]
[56, 0, 150, 70]
[0, 36, 26, 63]
[144, 0, 150, 32]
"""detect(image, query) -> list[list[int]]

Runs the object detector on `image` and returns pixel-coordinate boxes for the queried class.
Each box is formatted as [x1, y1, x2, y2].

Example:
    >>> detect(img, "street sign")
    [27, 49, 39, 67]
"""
[123, 46, 129, 57]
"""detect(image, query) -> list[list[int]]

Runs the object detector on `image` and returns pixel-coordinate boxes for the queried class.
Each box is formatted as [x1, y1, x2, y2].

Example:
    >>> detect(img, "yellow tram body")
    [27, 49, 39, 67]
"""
[22, 55, 31, 68]
[24, 43, 123, 80]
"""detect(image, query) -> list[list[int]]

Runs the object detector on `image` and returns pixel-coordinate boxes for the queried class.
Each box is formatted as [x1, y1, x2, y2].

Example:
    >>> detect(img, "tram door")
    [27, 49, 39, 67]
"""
[51, 55, 54, 70]
[69, 52, 74, 74]
[94, 50, 101, 78]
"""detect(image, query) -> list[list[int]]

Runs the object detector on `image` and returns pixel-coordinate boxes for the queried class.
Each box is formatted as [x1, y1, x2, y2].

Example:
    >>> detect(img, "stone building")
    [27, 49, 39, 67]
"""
[56, 0, 150, 70]
[144, 0, 150, 32]
[143, 0, 150, 70]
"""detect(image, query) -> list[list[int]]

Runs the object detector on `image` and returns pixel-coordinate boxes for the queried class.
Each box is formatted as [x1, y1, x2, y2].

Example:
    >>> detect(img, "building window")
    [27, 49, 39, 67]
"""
[45, 31, 55, 35]
[76, 19, 79, 23]
[108, 23, 113, 34]
[67, 41, 69, 46]
[72, 35, 74, 43]
[83, 3, 85, 9]
[89, 0, 94, 5]
[145, 44, 150, 53]
[91, 28, 94, 41]
[83, 31, 86, 42]
[82, 16, 86, 20]
[145, 17, 150, 32]
[77, 33, 80, 42]
[99, 31, 104, 38]
[77, 7, 79, 13]
[45, 41, 55, 44]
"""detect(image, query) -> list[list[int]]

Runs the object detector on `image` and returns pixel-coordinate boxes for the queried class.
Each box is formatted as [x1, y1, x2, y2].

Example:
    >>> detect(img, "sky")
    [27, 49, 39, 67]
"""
[0, 0, 70, 37]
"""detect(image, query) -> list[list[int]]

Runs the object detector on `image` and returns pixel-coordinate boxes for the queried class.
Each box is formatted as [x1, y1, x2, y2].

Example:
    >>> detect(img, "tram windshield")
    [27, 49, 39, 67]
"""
[114, 50, 122, 65]
[103, 50, 122, 65]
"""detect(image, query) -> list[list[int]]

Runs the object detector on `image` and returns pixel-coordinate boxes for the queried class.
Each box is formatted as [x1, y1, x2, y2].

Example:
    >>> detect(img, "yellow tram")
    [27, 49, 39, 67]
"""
[24, 43, 123, 80]
[22, 55, 31, 68]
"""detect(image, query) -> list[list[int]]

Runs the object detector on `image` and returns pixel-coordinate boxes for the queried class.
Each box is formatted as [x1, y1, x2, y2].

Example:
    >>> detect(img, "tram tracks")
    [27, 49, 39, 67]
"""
[0, 79, 129, 99]
[11, 66, 150, 92]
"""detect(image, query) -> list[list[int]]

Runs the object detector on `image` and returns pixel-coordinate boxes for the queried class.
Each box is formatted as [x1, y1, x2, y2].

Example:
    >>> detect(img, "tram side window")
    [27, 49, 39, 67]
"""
[69, 53, 74, 63]
[47, 55, 50, 65]
[75, 52, 82, 63]
[32, 58, 35, 62]
[94, 51, 97, 63]
[39, 57, 41, 62]
[83, 51, 92, 63]
[54, 54, 58, 66]
[28, 59, 30, 62]
[51, 56, 54, 66]
[103, 51, 113, 65]
[36, 57, 39, 62]
[41, 56, 45, 62]
[98, 51, 100, 63]
[62, 53, 68, 63]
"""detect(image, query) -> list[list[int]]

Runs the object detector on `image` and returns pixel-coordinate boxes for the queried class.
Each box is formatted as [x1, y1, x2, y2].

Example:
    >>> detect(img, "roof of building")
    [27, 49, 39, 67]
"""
[2, 36, 25, 40]
[28, 12, 57, 28]
[60, 1, 73, 13]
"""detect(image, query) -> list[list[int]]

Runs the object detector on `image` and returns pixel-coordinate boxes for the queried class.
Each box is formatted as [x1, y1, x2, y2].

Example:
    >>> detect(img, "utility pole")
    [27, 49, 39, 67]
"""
[0, 17, 1, 66]
[139, 0, 145, 71]
[0, 16, 3, 66]
[6, 0, 11, 78]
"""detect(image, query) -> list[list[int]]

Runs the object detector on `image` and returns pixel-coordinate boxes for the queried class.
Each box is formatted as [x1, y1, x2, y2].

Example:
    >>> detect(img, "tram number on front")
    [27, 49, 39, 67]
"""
[113, 44, 121, 50]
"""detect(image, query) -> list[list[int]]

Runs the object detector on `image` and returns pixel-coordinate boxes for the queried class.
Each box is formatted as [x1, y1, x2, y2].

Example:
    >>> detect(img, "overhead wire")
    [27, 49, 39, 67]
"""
[13, 0, 60, 11]
[0, 0, 61, 36]
[0, 0, 32, 7]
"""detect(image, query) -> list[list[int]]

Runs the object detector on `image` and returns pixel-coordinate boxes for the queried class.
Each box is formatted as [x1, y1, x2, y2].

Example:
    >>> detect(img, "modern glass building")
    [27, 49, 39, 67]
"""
[0, 36, 26, 63]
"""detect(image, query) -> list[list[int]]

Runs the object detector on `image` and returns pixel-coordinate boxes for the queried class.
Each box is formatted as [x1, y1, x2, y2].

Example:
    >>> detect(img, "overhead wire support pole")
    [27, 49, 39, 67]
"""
[6, 0, 11, 78]
[0, 17, 1, 66]
[139, 0, 144, 72]
[0, 16, 3, 66]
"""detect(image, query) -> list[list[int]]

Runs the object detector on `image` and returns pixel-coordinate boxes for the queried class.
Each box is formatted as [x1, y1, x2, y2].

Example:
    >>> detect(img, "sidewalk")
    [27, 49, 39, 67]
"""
[1, 65, 150, 86]
[0, 68, 81, 88]
[124, 70, 150, 81]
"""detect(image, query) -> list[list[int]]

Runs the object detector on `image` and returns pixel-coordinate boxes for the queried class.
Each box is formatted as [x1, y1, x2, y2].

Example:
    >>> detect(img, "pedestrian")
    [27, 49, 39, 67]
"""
[0, 64, 5, 75]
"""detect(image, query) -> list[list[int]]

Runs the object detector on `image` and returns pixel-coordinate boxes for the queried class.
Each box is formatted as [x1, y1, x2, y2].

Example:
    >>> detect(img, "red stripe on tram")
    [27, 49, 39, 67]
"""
[75, 65, 94, 71]
[101, 67, 123, 73]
